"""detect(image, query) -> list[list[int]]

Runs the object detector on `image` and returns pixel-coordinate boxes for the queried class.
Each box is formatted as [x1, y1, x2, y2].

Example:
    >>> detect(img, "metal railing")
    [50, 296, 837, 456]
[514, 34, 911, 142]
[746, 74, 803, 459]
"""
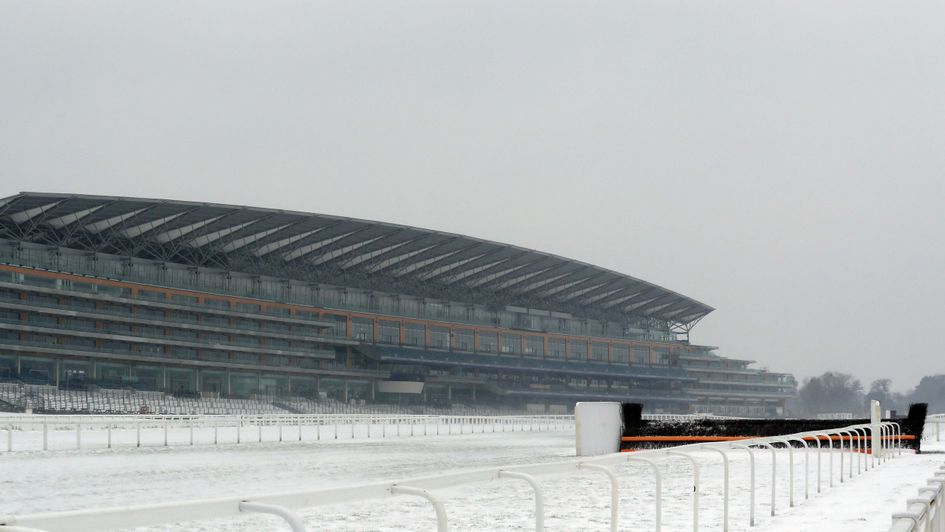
[888, 463, 945, 531]
[0, 420, 904, 531]
[0, 413, 574, 453]
[889, 416, 945, 532]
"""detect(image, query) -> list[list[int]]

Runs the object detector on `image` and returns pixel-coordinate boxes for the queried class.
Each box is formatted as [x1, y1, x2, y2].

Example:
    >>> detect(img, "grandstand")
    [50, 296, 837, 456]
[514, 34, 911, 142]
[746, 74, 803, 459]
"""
[0, 192, 796, 416]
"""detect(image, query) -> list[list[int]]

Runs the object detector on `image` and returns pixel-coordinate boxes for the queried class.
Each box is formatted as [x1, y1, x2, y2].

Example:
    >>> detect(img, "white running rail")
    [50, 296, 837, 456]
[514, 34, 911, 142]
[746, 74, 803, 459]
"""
[0, 421, 904, 531]
[887, 463, 945, 532]
[0, 413, 574, 453]
[889, 416, 945, 532]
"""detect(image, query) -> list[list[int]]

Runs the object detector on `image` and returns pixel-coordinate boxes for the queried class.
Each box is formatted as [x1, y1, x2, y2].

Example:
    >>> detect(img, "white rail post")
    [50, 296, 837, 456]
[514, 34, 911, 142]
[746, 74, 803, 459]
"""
[850, 427, 862, 474]
[298, 417, 302, 442]
[237, 418, 242, 444]
[42, 420, 48, 451]
[752, 443, 776, 516]
[390, 485, 449, 532]
[136, 419, 141, 448]
[667, 450, 700, 532]
[892, 422, 901, 456]
[190, 418, 194, 446]
[704, 447, 730, 531]
[820, 433, 835, 488]
[835, 431, 847, 483]
[858, 425, 873, 470]
[76, 421, 81, 450]
[773, 438, 794, 508]
[258, 420, 262, 443]
[813, 434, 824, 492]
[163, 418, 168, 447]
[843, 429, 855, 480]
[498, 470, 544, 531]
[107, 422, 112, 449]
[239, 501, 307, 532]
[279, 420, 283, 443]
[731, 444, 756, 526]
[626, 455, 662, 531]
[870, 400, 881, 460]
[6, 426, 11, 453]
[789, 436, 809, 500]
[578, 463, 619, 532]
[214, 420, 219, 445]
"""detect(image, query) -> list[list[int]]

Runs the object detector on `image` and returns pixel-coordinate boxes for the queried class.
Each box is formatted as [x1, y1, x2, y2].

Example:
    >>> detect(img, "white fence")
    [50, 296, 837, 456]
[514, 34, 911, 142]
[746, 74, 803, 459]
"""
[0, 420, 904, 531]
[0, 413, 575, 453]
[887, 415, 945, 532]
[927, 414, 945, 443]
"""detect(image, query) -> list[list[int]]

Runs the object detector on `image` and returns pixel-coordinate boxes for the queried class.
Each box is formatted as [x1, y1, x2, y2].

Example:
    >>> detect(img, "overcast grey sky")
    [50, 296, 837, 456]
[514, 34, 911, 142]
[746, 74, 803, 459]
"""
[1, 1, 943, 392]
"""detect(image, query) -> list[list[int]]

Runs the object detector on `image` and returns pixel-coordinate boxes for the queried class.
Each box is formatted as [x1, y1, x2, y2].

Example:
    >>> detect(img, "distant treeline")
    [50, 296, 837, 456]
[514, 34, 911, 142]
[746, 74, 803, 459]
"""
[791, 372, 945, 417]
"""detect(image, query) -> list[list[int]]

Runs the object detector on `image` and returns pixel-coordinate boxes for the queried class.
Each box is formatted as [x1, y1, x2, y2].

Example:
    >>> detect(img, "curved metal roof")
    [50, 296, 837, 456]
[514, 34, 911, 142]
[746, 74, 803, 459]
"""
[0, 192, 713, 326]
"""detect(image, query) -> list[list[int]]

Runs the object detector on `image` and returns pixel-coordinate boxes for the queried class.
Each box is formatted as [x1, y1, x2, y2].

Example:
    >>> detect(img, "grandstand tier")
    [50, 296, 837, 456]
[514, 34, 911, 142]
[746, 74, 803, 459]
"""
[0, 192, 796, 416]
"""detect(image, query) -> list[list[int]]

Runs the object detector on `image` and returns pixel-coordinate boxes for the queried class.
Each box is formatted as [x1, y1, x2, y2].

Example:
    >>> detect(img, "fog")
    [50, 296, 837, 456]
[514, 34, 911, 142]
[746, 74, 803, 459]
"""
[1, 1, 943, 391]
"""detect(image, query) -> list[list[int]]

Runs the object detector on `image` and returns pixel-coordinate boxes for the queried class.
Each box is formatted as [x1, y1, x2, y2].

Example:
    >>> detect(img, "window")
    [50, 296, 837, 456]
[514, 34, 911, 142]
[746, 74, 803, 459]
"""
[404, 323, 425, 346]
[478, 332, 498, 354]
[501, 334, 521, 354]
[233, 353, 258, 364]
[103, 322, 130, 334]
[63, 336, 95, 348]
[135, 307, 165, 319]
[137, 289, 165, 301]
[379, 320, 400, 344]
[324, 314, 347, 337]
[171, 310, 197, 322]
[653, 348, 670, 366]
[525, 336, 544, 357]
[266, 338, 289, 348]
[202, 314, 229, 326]
[590, 342, 608, 362]
[171, 346, 196, 358]
[453, 329, 474, 351]
[236, 302, 261, 313]
[430, 327, 449, 349]
[569, 340, 587, 361]
[295, 310, 319, 321]
[352, 318, 374, 342]
[400, 298, 420, 317]
[29, 314, 59, 327]
[633, 347, 649, 365]
[173, 293, 200, 305]
[612, 344, 630, 364]
[548, 338, 566, 359]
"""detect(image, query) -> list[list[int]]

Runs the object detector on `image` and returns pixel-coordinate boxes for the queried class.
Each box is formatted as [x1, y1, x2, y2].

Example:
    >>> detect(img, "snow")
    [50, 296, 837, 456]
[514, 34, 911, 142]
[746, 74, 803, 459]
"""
[3, 428, 943, 531]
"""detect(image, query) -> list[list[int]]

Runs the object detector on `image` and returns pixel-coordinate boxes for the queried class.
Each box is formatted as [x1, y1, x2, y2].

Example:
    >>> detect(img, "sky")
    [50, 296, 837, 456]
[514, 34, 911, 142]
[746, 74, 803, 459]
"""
[1, 1, 943, 392]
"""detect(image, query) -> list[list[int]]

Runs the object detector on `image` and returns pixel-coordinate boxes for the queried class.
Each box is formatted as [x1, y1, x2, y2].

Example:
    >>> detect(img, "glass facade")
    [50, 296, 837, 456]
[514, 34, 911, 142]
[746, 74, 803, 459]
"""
[0, 254, 796, 414]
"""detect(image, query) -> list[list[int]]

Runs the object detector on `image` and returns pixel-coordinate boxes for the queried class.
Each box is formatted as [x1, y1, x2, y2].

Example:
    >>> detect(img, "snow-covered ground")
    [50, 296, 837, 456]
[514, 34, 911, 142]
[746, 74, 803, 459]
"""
[3, 430, 943, 531]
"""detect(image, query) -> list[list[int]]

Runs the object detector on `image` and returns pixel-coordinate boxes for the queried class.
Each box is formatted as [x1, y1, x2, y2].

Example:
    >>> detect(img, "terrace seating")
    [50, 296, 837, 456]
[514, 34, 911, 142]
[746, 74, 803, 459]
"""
[0, 380, 530, 416]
